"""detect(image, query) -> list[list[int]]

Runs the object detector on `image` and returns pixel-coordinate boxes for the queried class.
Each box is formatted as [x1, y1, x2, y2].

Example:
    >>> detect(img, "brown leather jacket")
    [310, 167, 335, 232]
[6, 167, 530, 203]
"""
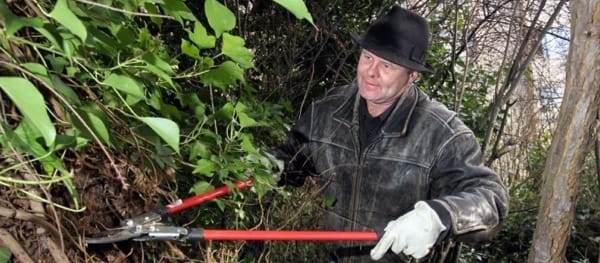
[274, 83, 509, 262]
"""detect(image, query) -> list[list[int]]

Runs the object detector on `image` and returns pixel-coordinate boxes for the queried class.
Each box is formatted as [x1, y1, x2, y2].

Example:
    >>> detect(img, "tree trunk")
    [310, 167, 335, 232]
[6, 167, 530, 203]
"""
[527, 1, 600, 262]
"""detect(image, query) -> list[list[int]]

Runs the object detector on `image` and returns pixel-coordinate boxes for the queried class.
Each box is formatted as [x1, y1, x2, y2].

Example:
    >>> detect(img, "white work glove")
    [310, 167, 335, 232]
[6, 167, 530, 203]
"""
[370, 201, 447, 260]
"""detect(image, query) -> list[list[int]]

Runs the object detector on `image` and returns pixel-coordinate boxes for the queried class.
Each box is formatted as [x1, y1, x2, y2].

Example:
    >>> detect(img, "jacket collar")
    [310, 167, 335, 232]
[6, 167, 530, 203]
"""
[332, 82, 421, 137]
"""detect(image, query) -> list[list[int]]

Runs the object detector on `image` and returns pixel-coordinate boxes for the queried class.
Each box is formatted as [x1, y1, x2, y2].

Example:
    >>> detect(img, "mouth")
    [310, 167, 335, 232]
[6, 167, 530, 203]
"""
[361, 80, 378, 91]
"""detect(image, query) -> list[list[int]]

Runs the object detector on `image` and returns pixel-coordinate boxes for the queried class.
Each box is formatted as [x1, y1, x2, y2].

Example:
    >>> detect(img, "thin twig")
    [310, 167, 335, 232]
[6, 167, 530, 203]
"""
[0, 228, 35, 263]
[44, 235, 71, 263]
[0, 206, 76, 245]
[0, 205, 73, 262]
[75, 0, 175, 20]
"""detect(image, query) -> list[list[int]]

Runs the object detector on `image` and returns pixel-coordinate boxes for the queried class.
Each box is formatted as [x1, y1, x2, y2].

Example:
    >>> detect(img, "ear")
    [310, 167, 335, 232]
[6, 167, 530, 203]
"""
[409, 71, 419, 83]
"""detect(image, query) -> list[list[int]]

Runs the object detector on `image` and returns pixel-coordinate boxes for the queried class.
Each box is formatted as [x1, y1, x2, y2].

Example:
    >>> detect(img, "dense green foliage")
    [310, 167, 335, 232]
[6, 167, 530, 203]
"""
[0, 0, 307, 261]
[0, 0, 598, 262]
[0, 0, 308, 197]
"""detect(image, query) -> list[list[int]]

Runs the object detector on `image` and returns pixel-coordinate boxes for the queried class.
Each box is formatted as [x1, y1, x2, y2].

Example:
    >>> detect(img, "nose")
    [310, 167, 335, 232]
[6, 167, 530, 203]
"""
[366, 60, 379, 78]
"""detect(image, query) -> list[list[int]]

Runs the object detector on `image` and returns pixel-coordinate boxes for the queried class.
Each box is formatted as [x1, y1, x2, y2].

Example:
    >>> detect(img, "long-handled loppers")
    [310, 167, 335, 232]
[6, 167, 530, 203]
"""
[85, 179, 378, 244]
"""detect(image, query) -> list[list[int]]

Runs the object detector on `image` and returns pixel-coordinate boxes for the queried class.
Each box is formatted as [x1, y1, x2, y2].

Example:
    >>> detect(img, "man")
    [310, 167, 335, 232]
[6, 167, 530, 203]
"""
[272, 5, 508, 262]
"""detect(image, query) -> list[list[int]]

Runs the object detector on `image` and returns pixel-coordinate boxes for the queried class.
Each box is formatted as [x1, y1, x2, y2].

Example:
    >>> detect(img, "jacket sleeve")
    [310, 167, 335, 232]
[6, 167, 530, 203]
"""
[269, 104, 317, 187]
[428, 131, 509, 242]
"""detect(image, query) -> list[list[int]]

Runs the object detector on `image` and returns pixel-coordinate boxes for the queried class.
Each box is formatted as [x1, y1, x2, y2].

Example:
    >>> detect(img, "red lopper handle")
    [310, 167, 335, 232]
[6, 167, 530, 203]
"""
[166, 179, 253, 214]
[199, 230, 378, 241]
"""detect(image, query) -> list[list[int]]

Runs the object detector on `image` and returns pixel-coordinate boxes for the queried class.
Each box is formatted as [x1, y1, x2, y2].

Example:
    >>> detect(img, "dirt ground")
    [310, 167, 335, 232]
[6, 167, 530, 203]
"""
[0, 150, 179, 263]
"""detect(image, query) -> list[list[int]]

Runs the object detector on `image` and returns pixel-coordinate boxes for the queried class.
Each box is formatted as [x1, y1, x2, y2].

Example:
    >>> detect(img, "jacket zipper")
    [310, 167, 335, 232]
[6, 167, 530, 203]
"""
[348, 124, 381, 262]
[347, 124, 361, 263]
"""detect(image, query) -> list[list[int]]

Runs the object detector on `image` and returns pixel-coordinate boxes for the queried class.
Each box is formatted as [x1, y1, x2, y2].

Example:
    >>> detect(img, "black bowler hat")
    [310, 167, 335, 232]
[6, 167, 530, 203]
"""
[351, 6, 434, 73]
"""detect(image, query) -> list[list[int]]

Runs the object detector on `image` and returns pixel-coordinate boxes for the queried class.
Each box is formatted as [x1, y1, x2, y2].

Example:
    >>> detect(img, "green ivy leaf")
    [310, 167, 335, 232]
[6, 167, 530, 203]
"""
[143, 53, 174, 75]
[14, 120, 63, 174]
[323, 196, 337, 208]
[189, 181, 214, 194]
[81, 111, 111, 146]
[216, 102, 235, 121]
[49, 0, 88, 42]
[88, 26, 122, 55]
[143, 2, 163, 25]
[103, 73, 146, 101]
[0, 246, 10, 263]
[189, 141, 210, 160]
[0, 77, 56, 146]
[51, 75, 81, 105]
[251, 169, 272, 196]
[32, 23, 62, 53]
[61, 36, 77, 60]
[239, 133, 257, 154]
[192, 159, 217, 177]
[272, 0, 314, 25]
[139, 117, 180, 154]
[235, 102, 259, 128]
[199, 61, 244, 90]
[237, 112, 257, 128]
[21, 62, 54, 86]
[112, 25, 136, 45]
[22, 63, 82, 105]
[143, 53, 174, 86]
[161, 0, 197, 23]
[68, 104, 111, 146]
[222, 33, 254, 69]
[1, 122, 32, 155]
[205, 0, 235, 37]
[181, 39, 201, 59]
[0, 2, 43, 36]
[53, 134, 78, 150]
[187, 22, 216, 49]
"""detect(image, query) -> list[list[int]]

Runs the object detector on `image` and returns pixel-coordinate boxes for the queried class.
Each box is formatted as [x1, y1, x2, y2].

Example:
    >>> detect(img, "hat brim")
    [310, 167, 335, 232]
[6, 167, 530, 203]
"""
[351, 32, 434, 73]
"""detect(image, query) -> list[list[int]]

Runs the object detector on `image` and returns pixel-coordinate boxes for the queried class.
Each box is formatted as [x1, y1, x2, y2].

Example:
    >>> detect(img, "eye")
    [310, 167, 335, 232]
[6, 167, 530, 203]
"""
[383, 63, 396, 71]
[382, 62, 399, 72]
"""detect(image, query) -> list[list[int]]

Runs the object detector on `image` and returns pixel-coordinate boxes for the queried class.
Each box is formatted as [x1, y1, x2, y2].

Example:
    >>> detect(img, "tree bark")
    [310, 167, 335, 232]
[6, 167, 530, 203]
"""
[527, 1, 600, 262]
[595, 109, 600, 194]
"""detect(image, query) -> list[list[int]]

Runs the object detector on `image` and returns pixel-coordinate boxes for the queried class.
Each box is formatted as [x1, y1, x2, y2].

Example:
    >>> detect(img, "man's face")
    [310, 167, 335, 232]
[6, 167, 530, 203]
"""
[356, 49, 417, 109]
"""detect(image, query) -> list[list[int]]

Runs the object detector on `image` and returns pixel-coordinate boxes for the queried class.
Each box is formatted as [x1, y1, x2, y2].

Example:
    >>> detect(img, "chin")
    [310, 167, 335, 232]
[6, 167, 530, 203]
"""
[359, 89, 378, 101]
